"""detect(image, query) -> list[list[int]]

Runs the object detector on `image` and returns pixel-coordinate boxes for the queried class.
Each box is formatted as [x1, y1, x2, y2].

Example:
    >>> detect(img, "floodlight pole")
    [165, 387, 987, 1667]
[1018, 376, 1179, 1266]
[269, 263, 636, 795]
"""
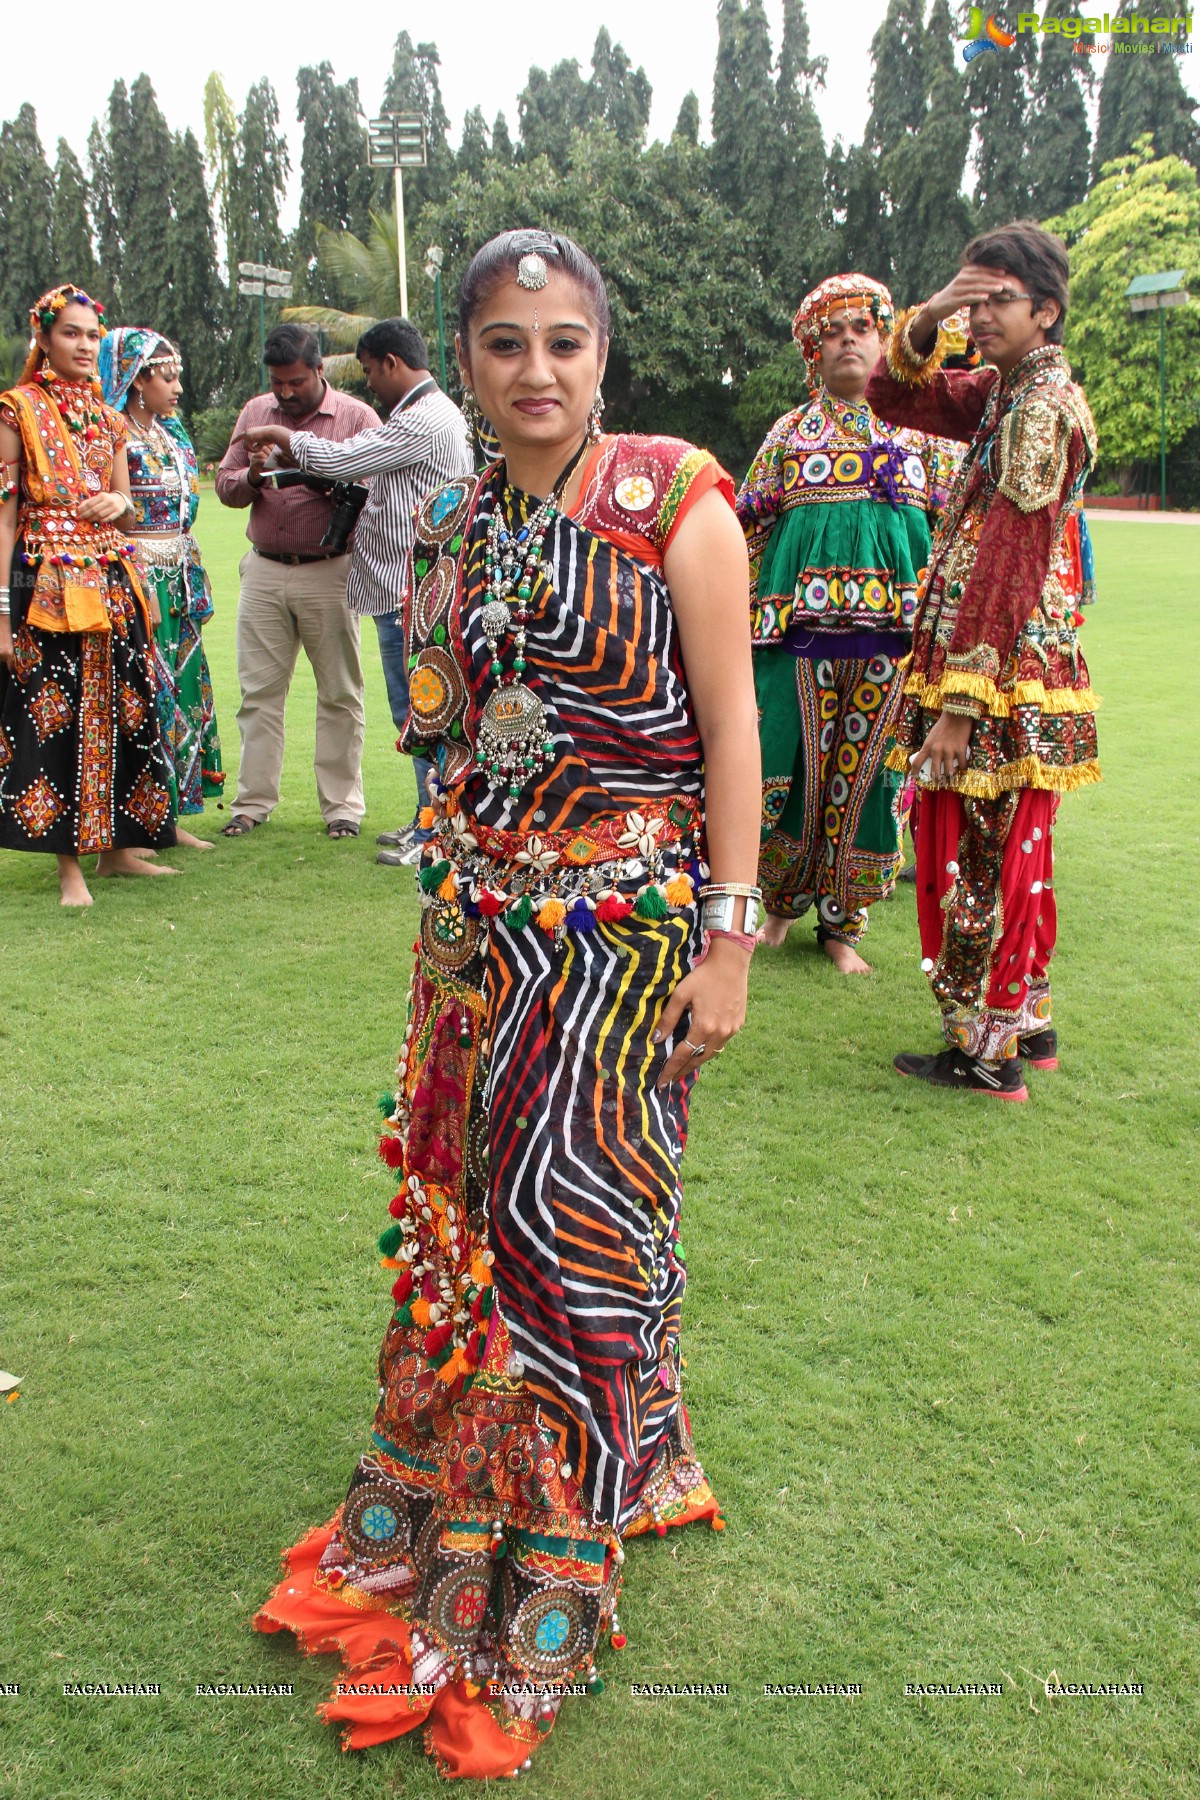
[1125, 271, 1189, 514]
[425, 246, 447, 389]
[1158, 304, 1167, 516]
[395, 165, 409, 320]
[433, 267, 447, 389]
[238, 261, 294, 386]
[368, 116, 426, 323]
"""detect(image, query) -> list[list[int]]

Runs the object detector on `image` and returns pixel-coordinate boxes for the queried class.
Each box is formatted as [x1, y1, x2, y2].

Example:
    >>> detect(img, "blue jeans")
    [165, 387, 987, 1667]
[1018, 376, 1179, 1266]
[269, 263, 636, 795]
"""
[374, 612, 433, 837]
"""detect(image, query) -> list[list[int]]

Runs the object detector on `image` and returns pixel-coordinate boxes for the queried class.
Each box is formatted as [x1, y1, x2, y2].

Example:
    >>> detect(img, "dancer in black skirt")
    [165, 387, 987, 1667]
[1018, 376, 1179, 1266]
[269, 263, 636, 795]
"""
[0, 285, 177, 905]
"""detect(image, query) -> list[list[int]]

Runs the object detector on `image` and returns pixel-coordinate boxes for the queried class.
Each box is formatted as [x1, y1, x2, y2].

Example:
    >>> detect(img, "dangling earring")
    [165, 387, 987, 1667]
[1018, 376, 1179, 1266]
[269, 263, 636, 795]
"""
[461, 388, 483, 435]
[587, 388, 605, 443]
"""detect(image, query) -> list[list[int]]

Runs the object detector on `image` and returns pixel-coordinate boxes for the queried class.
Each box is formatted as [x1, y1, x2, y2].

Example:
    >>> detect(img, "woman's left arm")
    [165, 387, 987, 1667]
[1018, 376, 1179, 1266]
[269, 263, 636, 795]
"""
[653, 485, 761, 1089]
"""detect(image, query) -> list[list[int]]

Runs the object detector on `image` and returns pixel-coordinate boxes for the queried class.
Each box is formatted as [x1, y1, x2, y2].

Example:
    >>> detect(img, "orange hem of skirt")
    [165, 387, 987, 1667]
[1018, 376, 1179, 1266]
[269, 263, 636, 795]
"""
[252, 1518, 545, 1778]
[253, 1492, 725, 1778]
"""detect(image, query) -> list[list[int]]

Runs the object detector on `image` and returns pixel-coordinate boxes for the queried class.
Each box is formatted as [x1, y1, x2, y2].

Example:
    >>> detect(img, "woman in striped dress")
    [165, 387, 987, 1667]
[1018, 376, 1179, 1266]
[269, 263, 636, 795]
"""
[256, 229, 761, 1778]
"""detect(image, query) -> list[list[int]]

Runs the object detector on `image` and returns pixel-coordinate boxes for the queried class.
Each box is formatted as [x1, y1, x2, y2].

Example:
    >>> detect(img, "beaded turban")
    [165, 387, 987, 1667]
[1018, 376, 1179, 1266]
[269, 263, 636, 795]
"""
[791, 273, 894, 382]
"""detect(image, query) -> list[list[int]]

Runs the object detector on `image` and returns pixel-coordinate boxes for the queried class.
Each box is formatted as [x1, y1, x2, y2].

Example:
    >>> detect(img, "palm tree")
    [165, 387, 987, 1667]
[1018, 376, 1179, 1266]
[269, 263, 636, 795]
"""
[284, 210, 405, 383]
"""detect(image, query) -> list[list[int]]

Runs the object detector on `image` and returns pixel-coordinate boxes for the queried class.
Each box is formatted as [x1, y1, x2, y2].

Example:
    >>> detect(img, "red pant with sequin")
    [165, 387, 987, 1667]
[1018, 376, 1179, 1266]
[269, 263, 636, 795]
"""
[913, 787, 1058, 1062]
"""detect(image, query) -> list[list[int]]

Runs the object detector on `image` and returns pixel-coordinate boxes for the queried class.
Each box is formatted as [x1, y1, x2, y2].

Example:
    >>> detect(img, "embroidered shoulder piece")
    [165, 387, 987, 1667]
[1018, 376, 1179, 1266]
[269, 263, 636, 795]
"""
[581, 434, 730, 557]
[994, 398, 1072, 514]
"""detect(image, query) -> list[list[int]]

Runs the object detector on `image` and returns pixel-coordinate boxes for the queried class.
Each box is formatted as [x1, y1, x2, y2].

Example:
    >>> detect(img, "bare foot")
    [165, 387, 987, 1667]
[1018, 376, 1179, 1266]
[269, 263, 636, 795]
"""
[821, 935, 872, 974]
[172, 827, 214, 851]
[95, 848, 180, 877]
[129, 847, 158, 859]
[57, 855, 93, 907]
[757, 914, 793, 948]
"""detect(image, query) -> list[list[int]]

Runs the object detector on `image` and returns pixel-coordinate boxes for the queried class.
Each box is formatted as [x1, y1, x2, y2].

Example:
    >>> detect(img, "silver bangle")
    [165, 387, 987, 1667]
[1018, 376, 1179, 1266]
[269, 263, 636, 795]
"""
[701, 892, 761, 936]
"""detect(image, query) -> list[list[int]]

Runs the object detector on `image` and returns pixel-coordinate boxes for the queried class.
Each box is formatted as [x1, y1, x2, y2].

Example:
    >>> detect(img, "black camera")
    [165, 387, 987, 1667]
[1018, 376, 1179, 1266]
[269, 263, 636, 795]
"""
[260, 466, 369, 554]
[321, 480, 369, 555]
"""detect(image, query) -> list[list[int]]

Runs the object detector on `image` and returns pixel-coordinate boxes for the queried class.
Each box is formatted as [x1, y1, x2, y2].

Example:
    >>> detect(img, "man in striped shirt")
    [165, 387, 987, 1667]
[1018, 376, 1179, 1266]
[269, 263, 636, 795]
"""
[246, 319, 472, 863]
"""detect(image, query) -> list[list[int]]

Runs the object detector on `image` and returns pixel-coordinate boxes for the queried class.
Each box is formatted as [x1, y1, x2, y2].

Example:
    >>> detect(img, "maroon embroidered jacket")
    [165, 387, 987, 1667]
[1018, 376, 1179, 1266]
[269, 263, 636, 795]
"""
[866, 317, 1100, 797]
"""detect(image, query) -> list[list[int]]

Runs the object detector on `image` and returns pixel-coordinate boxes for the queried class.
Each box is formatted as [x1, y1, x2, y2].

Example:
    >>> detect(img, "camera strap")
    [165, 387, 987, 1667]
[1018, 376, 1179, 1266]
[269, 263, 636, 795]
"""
[396, 378, 437, 412]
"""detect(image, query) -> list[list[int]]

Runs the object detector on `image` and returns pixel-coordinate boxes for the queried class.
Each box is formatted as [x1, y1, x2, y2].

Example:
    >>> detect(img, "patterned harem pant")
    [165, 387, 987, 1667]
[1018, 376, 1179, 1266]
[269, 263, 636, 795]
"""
[913, 786, 1058, 1062]
[755, 647, 908, 946]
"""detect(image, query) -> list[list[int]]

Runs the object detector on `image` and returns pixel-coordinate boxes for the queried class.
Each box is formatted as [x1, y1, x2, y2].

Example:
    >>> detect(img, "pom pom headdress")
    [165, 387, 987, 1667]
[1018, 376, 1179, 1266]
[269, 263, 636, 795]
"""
[23, 283, 108, 385]
[29, 284, 107, 337]
[791, 272, 895, 388]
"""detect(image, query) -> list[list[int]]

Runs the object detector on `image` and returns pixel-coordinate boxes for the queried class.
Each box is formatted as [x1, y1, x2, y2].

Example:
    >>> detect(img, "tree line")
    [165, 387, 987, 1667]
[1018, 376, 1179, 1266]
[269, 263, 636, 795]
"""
[0, 0, 1196, 488]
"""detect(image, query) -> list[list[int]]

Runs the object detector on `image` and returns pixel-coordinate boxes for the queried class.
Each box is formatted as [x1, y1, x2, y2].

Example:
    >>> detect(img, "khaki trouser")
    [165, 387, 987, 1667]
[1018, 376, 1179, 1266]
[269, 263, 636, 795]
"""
[233, 551, 366, 824]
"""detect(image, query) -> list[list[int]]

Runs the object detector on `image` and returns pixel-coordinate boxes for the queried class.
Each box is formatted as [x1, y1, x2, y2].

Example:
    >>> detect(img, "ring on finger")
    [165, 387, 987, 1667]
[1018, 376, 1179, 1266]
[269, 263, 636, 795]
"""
[683, 1039, 707, 1058]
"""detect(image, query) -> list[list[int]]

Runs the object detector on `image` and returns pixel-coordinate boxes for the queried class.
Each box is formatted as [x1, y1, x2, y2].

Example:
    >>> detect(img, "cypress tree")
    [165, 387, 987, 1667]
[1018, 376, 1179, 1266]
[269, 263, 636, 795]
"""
[52, 139, 99, 293]
[296, 63, 372, 288]
[884, 0, 973, 303]
[967, 7, 1038, 224]
[828, 140, 889, 281]
[587, 28, 652, 144]
[231, 79, 290, 269]
[517, 61, 590, 167]
[225, 79, 291, 394]
[1093, 1, 1199, 175]
[203, 73, 240, 282]
[0, 106, 55, 335]
[864, 0, 927, 154]
[165, 128, 225, 415]
[772, 0, 830, 300]
[379, 35, 455, 209]
[711, 0, 743, 207]
[106, 81, 137, 291]
[673, 92, 701, 145]
[1027, 3, 1094, 217]
[458, 108, 491, 182]
[710, 0, 776, 235]
[122, 75, 175, 328]
[492, 112, 515, 165]
[88, 117, 122, 306]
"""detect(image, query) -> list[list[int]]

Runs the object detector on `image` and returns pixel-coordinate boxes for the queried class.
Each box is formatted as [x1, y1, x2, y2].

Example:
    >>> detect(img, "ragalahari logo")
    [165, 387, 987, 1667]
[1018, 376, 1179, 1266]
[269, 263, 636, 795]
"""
[961, 8, 1018, 58]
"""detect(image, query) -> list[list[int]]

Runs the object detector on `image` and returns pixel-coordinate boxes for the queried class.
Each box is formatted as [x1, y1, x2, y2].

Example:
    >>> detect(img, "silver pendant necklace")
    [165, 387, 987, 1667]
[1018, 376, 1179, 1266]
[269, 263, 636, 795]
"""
[475, 441, 588, 798]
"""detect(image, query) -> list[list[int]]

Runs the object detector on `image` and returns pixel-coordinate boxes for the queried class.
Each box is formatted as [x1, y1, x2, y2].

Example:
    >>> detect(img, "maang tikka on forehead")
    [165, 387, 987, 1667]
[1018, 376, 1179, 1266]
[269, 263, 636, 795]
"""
[516, 252, 549, 291]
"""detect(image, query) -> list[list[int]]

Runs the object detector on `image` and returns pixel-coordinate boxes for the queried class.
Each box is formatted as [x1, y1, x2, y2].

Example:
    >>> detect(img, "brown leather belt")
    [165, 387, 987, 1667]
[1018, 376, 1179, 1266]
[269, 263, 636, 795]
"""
[253, 547, 342, 566]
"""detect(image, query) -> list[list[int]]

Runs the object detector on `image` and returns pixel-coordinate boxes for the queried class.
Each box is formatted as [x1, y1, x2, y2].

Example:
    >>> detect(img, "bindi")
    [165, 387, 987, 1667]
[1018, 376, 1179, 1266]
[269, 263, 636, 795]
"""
[532, 309, 539, 335]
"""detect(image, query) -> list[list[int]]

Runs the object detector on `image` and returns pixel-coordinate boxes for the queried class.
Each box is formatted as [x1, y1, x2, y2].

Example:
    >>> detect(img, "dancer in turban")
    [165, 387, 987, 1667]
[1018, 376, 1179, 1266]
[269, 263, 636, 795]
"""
[737, 273, 957, 970]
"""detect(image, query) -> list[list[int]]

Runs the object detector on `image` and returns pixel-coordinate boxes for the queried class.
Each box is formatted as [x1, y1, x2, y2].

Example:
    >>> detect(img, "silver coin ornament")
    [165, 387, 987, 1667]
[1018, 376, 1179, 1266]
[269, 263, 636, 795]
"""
[516, 253, 549, 291]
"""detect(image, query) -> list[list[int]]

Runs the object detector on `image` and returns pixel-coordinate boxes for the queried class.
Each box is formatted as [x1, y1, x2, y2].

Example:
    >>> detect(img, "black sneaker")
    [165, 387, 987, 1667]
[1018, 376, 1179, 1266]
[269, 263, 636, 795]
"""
[1017, 1027, 1058, 1070]
[894, 1047, 1029, 1101]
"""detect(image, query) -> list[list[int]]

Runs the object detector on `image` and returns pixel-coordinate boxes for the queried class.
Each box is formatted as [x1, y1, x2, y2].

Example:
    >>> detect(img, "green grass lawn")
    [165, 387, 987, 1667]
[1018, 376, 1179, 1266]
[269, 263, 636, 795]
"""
[1, 510, 1196, 1800]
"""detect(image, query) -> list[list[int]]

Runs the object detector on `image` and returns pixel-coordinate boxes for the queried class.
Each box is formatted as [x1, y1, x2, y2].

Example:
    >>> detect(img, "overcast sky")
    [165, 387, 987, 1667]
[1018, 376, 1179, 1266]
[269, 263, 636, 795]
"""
[10, 0, 1200, 228]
